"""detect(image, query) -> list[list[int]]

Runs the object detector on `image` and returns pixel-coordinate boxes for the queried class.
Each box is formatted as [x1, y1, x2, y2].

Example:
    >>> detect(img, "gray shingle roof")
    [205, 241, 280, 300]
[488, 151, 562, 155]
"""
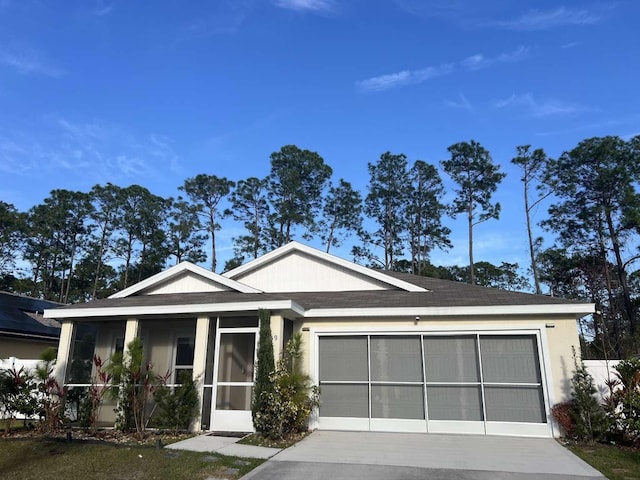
[52, 270, 584, 313]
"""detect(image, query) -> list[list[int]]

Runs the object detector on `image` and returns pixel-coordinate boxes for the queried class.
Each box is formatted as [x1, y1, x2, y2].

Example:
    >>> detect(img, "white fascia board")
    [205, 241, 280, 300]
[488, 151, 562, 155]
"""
[223, 241, 427, 293]
[109, 262, 261, 298]
[303, 303, 595, 318]
[44, 300, 304, 319]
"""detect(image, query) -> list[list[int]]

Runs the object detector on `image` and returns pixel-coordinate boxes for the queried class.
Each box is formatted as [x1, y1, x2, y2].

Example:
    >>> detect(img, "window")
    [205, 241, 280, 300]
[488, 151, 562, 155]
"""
[174, 336, 195, 384]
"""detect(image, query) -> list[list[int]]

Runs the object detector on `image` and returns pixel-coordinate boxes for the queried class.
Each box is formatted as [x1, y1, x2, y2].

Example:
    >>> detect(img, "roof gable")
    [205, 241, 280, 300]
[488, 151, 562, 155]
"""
[109, 262, 262, 298]
[224, 242, 427, 293]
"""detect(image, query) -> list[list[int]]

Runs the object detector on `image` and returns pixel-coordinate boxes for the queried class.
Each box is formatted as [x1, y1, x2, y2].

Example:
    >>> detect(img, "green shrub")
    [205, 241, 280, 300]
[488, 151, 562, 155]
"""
[153, 371, 200, 434]
[0, 365, 38, 433]
[570, 349, 610, 442]
[107, 337, 168, 438]
[607, 357, 640, 445]
[252, 309, 275, 432]
[253, 334, 320, 440]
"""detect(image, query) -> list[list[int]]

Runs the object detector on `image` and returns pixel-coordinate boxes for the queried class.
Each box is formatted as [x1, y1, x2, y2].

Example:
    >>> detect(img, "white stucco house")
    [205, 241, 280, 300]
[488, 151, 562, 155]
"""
[44, 242, 593, 437]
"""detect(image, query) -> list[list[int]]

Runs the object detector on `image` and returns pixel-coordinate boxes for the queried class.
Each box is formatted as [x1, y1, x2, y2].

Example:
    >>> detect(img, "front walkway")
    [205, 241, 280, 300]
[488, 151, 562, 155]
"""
[165, 433, 281, 459]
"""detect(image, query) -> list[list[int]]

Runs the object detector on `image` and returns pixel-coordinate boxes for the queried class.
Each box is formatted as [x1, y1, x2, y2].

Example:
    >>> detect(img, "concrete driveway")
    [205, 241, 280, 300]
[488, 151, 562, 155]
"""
[241, 431, 607, 480]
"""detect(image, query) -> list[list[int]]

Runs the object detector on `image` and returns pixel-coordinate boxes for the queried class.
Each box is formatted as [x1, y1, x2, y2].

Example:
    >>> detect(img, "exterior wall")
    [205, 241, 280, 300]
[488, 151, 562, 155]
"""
[143, 272, 231, 295]
[584, 359, 621, 402]
[233, 251, 391, 292]
[0, 337, 58, 360]
[298, 314, 581, 408]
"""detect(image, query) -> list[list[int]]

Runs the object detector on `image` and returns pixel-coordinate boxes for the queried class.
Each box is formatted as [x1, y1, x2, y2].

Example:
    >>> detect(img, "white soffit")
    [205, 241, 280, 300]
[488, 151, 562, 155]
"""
[109, 262, 261, 298]
[223, 241, 427, 293]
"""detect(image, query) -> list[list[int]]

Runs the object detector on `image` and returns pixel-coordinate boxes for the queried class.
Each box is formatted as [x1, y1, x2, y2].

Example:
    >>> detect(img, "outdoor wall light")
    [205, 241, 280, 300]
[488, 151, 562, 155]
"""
[545, 323, 555, 328]
[414, 316, 420, 325]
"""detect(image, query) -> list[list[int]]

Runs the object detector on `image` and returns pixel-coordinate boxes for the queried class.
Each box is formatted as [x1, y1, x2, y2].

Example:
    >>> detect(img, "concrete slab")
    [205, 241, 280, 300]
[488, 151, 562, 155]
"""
[242, 461, 606, 480]
[270, 431, 605, 478]
[166, 433, 281, 459]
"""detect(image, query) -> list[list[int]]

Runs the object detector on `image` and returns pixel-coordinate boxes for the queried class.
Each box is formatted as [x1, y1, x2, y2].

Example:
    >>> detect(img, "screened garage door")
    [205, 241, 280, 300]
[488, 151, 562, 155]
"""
[318, 333, 550, 437]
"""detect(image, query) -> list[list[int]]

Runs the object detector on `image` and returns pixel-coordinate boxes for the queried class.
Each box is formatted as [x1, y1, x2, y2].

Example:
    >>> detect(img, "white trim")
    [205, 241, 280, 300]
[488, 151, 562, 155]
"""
[46, 301, 594, 321]
[44, 300, 305, 319]
[318, 417, 369, 431]
[109, 262, 262, 298]
[223, 241, 427, 293]
[304, 303, 595, 318]
[485, 421, 551, 437]
[370, 418, 427, 433]
[427, 420, 486, 435]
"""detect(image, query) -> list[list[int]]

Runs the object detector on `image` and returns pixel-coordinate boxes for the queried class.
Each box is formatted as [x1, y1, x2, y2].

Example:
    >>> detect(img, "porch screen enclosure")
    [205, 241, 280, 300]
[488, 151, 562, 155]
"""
[318, 333, 549, 436]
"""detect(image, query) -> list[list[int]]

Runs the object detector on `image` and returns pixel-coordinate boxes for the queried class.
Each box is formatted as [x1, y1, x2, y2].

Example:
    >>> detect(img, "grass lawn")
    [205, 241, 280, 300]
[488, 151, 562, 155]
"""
[569, 443, 640, 480]
[0, 438, 264, 480]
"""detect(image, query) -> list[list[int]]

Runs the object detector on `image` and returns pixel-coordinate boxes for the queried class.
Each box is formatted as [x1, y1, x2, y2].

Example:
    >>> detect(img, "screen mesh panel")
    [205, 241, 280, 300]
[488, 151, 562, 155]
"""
[370, 336, 423, 382]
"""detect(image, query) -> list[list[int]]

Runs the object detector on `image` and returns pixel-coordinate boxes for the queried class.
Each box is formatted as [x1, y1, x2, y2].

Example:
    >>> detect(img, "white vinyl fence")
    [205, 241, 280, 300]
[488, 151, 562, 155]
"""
[584, 359, 621, 402]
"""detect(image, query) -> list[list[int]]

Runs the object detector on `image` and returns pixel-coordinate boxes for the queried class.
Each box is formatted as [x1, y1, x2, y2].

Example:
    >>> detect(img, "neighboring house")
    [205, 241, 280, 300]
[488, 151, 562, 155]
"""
[45, 242, 593, 437]
[0, 291, 62, 360]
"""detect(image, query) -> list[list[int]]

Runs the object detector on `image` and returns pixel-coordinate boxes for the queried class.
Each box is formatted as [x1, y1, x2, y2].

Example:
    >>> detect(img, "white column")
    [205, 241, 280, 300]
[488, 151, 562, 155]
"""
[191, 315, 210, 431]
[270, 314, 284, 361]
[123, 318, 140, 361]
[53, 320, 75, 387]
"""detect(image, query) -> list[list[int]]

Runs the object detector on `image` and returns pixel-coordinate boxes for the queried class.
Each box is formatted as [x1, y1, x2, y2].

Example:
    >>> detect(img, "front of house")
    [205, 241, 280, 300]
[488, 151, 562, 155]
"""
[44, 242, 593, 437]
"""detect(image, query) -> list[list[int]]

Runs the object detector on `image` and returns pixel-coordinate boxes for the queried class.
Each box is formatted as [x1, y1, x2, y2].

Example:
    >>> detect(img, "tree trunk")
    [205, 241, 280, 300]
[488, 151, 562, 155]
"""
[468, 203, 475, 285]
[524, 176, 542, 294]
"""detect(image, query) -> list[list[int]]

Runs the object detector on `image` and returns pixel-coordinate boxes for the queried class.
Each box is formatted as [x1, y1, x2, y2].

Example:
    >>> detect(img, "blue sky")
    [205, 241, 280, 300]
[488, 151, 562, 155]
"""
[1, 0, 638, 275]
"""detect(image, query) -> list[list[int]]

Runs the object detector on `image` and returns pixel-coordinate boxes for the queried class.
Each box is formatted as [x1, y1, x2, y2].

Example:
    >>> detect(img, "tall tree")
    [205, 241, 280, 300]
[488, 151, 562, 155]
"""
[543, 136, 640, 353]
[113, 185, 167, 288]
[441, 140, 506, 285]
[226, 177, 270, 261]
[88, 183, 123, 299]
[180, 175, 235, 272]
[266, 145, 332, 247]
[318, 179, 362, 253]
[406, 160, 451, 275]
[511, 145, 551, 294]
[358, 152, 409, 270]
[0, 201, 24, 276]
[165, 197, 207, 264]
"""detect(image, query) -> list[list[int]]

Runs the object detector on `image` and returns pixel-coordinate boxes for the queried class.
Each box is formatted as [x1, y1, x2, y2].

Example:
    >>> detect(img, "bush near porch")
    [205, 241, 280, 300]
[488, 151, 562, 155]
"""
[552, 352, 640, 447]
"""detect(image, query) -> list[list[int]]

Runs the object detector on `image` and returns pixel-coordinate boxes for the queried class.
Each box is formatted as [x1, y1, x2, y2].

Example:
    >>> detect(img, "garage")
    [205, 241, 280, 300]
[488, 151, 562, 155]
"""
[316, 331, 551, 437]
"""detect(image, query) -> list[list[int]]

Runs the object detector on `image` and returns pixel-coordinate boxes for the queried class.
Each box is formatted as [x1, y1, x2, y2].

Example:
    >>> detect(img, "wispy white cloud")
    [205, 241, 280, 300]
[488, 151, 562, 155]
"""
[490, 7, 603, 31]
[356, 46, 527, 93]
[0, 118, 182, 182]
[0, 45, 63, 77]
[273, 0, 334, 12]
[562, 41, 580, 49]
[494, 93, 590, 117]
[444, 92, 473, 111]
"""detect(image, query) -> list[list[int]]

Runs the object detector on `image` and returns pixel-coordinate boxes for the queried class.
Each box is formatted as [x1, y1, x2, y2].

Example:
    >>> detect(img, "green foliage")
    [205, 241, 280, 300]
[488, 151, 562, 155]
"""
[180, 174, 235, 271]
[0, 366, 38, 433]
[569, 349, 610, 442]
[79, 355, 112, 433]
[153, 371, 200, 434]
[441, 140, 506, 285]
[226, 177, 270, 260]
[605, 357, 640, 444]
[108, 337, 168, 437]
[252, 309, 275, 431]
[35, 348, 68, 433]
[253, 334, 320, 440]
[267, 144, 333, 247]
[318, 179, 362, 253]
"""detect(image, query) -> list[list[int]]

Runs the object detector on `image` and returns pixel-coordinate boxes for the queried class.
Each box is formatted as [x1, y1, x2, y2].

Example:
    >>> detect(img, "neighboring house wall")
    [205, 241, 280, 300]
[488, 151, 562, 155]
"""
[0, 337, 57, 360]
